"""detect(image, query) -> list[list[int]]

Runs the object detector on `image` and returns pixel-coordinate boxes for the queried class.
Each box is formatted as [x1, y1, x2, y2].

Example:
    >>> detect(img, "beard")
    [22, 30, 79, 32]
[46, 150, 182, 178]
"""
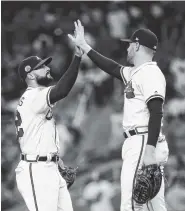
[127, 49, 135, 65]
[36, 74, 53, 86]
[127, 54, 134, 65]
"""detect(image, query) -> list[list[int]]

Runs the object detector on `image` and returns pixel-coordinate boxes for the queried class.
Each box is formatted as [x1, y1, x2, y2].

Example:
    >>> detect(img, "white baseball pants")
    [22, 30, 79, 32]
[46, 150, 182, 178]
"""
[15, 160, 73, 211]
[120, 134, 169, 211]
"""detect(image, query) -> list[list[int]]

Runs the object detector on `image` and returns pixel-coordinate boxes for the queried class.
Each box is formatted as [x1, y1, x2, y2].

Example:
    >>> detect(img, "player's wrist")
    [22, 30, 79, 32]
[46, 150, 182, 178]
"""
[80, 43, 92, 54]
[75, 52, 83, 58]
[74, 46, 83, 57]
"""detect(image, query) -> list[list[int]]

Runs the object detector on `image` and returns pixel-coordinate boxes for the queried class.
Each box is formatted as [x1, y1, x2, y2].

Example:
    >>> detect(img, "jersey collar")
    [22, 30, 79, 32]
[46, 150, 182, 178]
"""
[26, 87, 33, 91]
[26, 86, 45, 91]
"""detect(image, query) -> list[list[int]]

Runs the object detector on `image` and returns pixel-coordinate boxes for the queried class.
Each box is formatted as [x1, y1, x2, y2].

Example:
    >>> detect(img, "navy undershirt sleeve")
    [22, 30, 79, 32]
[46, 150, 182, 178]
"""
[147, 98, 163, 147]
[87, 49, 122, 80]
[50, 55, 81, 103]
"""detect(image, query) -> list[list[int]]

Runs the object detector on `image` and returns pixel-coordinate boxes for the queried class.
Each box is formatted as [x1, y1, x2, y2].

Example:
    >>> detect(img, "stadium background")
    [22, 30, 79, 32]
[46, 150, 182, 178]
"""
[1, 1, 185, 211]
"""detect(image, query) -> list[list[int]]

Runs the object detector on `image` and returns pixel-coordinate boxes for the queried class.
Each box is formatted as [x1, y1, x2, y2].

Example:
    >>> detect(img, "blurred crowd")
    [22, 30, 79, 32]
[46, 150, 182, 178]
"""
[1, 1, 185, 211]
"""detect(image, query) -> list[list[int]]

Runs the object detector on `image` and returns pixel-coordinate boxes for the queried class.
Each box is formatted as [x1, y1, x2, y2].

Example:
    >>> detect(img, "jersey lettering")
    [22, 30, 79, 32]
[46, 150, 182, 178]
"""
[15, 110, 24, 140]
[18, 97, 25, 106]
[124, 81, 135, 99]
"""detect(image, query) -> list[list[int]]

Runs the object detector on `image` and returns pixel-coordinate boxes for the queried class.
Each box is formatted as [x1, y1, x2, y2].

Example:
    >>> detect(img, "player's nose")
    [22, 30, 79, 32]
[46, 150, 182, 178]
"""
[45, 66, 50, 71]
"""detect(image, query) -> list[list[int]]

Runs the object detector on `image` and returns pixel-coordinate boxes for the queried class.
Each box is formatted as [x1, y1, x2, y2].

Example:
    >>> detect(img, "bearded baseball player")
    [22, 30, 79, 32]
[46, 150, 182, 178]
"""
[69, 20, 169, 211]
[15, 43, 83, 211]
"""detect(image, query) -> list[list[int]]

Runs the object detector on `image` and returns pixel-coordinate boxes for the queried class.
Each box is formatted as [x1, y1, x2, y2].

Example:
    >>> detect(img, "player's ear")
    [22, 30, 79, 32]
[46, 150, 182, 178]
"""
[135, 42, 140, 52]
[27, 72, 35, 80]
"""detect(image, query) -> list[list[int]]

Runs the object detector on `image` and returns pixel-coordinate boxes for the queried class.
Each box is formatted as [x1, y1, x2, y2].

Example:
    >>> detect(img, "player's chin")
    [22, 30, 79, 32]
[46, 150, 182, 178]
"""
[37, 77, 53, 86]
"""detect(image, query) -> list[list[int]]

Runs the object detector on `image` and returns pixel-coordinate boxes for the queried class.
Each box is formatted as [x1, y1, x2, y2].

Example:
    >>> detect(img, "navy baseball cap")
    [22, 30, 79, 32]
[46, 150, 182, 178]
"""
[18, 56, 52, 80]
[121, 28, 158, 51]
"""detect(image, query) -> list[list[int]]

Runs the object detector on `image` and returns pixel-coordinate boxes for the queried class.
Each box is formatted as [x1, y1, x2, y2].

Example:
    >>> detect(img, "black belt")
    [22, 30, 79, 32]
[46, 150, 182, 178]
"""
[123, 128, 165, 143]
[124, 129, 137, 138]
[123, 129, 148, 139]
[21, 154, 59, 162]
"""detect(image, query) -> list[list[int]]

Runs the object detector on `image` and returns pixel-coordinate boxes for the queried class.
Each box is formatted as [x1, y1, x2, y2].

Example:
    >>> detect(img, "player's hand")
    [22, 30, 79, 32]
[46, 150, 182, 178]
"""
[72, 25, 84, 57]
[68, 20, 91, 53]
[68, 24, 84, 57]
[68, 19, 85, 46]
[142, 145, 157, 166]
[58, 158, 65, 168]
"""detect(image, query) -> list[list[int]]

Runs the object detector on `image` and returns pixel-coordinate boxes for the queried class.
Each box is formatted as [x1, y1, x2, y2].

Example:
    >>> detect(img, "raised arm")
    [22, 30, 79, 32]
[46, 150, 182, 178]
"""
[68, 20, 123, 81]
[49, 47, 82, 104]
[87, 49, 122, 80]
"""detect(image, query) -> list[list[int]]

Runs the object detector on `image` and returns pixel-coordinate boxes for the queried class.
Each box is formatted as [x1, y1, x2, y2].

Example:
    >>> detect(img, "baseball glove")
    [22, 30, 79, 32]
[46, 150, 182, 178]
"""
[58, 166, 78, 189]
[133, 164, 162, 204]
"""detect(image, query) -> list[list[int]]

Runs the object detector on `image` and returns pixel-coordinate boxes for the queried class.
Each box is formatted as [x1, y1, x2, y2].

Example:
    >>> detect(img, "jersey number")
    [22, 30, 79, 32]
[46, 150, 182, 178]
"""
[15, 110, 24, 140]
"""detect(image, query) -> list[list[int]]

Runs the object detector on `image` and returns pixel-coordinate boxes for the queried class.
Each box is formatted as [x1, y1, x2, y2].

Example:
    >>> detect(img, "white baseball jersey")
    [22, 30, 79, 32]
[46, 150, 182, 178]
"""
[120, 61, 166, 130]
[15, 86, 60, 155]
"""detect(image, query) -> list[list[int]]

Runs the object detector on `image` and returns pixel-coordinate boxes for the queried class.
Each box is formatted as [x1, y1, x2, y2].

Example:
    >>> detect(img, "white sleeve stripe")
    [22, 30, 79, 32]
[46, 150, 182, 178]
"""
[46, 87, 53, 108]
[120, 66, 127, 85]
[146, 94, 164, 103]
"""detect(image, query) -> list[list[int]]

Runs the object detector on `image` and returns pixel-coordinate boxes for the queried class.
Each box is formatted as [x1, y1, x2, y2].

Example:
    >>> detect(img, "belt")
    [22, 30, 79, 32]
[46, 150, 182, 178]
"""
[21, 154, 59, 162]
[123, 127, 148, 139]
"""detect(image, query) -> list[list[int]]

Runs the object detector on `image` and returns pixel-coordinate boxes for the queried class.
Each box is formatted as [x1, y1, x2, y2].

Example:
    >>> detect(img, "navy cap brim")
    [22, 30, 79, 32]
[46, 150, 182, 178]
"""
[33, 57, 52, 70]
[120, 39, 132, 43]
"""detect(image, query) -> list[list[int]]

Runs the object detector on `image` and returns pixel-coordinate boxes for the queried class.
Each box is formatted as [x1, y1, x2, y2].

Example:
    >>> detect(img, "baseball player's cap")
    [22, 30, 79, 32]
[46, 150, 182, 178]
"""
[18, 56, 52, 80]
[120, 28, 158, 51]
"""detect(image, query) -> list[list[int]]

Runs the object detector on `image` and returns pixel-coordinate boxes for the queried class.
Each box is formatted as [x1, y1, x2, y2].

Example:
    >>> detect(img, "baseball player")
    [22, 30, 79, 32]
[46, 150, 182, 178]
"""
[15, 44, 83, 211]
[68, 20, 169, 211]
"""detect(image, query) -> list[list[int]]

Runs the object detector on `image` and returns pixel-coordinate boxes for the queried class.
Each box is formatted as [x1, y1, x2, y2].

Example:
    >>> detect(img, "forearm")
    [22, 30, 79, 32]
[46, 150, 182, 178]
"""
[147, 98, 163, 147]
[50, 55, 81, 103]
[81, 44, 122, 80]
[88, 49, 122, 80]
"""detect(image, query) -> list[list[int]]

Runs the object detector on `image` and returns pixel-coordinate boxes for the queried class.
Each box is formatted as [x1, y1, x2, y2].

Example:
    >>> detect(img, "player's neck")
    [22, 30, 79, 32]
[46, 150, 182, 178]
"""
[134, 54, 153, 68]
[26, 81, 43, 88]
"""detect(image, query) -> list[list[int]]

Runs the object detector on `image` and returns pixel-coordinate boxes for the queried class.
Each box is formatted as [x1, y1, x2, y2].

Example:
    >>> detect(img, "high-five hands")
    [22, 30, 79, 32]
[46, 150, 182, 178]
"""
[70, 22, 84, 57]
[68, 20, 91, 54]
